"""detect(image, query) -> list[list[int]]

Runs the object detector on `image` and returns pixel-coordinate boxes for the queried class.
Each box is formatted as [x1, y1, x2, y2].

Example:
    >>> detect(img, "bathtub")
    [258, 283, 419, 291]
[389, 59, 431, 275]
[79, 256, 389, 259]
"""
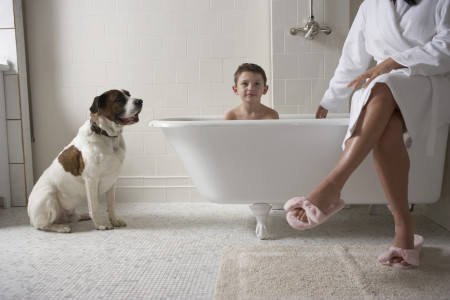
[149, 114, 449, 239]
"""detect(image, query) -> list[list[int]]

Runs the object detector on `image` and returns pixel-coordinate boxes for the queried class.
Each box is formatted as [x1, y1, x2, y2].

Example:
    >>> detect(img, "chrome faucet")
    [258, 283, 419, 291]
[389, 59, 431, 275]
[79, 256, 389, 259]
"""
[290, 0, 331, 39]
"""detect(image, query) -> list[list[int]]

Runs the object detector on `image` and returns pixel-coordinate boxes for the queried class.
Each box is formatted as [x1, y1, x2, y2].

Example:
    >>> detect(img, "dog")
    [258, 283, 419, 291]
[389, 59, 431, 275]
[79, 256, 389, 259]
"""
[27, 89, 143, 233]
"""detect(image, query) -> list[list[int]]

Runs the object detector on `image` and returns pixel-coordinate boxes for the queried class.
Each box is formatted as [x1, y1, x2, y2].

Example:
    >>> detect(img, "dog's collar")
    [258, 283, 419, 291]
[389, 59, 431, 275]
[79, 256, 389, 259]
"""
[90, 119, 120, 138]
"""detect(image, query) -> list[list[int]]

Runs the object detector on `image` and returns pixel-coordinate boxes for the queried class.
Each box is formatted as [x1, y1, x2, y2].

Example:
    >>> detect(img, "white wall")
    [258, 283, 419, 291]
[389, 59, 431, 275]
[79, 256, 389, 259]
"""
[0, 0, 33, 207]
[24, 0, 272, 202]
[272, 0, 351, 114]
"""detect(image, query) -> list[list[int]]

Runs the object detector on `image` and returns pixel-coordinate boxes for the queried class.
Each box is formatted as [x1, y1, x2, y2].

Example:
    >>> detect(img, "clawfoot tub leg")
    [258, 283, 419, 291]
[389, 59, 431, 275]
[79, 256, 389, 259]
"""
[249, 203, 272, 240]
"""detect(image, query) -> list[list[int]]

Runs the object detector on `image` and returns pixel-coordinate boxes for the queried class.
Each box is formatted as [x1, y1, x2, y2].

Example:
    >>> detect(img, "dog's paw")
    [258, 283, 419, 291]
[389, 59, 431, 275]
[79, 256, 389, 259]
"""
[111, 219, 127, 227]
[95, 223, 114, 230]
[57, 225, 72, 233]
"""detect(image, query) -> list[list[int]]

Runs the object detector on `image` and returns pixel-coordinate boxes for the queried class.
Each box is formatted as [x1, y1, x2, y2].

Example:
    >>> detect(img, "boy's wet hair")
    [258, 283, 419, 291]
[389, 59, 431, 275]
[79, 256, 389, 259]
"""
[234, 63, 267, 86]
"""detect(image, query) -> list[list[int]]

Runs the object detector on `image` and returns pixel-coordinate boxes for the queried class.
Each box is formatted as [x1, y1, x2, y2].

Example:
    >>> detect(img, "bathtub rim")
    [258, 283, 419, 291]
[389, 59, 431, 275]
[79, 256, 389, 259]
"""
[149, 113, 351, 128]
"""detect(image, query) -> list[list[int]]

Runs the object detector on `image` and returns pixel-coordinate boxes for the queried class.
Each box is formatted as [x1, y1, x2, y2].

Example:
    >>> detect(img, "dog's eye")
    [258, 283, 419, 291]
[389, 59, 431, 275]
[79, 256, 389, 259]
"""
[115, 97, 124, 103]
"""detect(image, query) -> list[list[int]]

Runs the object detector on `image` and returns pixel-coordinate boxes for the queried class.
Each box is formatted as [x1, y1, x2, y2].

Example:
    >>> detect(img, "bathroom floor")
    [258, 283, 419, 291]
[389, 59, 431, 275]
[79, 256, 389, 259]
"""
[1, 202, 450, 299]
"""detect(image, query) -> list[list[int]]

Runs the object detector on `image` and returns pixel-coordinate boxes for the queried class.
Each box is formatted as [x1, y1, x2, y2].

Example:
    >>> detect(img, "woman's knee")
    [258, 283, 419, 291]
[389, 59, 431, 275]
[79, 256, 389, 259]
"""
[377, 111, 405, 150]
[367, 83, 397, 109]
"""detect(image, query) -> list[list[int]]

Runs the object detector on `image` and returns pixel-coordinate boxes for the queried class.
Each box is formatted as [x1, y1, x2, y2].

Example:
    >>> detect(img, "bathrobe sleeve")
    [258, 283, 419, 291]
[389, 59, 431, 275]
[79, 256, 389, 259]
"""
[320, 2, 373, 112]
[392, 0, 450, 77]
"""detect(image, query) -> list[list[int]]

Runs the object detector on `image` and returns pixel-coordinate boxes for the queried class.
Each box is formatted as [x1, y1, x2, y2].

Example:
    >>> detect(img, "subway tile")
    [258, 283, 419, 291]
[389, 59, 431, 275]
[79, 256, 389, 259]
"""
[210, 0, 234, 9]
[198, 11, 221, 34]
[286, 79, 311, 105]
[234, 34, 259, 57]
[139, 0, 163, 12]
[143, 178, 166, 187]
[324, 0, 349, 25]
[82, 16, 105, 40]
[95, 40, 118, 63]
[284, 27, 311, 53]
[151, 12, 174, 35]
[105, 16, 128, 38]
[298, 52, 324, 78]
[273, 53, 298, 79]
[130, 62, 153, 85]
[165, 84, 188, 108]
[236, 0, 270, 9]
[66, 0, 94, 17]
[130, 85, 165, 108]
[144, 132, 167, 155]
[246, 8, 268, 33]
[156, 155, 189, 177]
[272, 27, 284, 54]
[143, 187, 166, 202]
[121, 154, 157, 176]
[186, 0, 210, 10]
[210, 83, 236, 107]
[222, 9, 246, 33]
[107, 63, 131, 85]
[188, 84, 212, 107]
[117, 39, 140, 62]
[187, 35, 212, 60]
[117, 0, 139, 14]
[55, 17, 82, 42]
[272, 0, 297, 28]
[199, 59, 223, 83]
[140, 37, 163, 61]
[128, 14, 151, 37]
[324, 52, 340, 77]
[311, 78, 331, 108]
[4, 75, 20, 119]
[200, 107, 223, 116]
[115, 187, 146, 202]
[116, 177, 144, 187]
[176, 60, 199, 84]
[73, 41, 95, 64]
[167, 177, 190, 187]
[63, 65, 85, 87]
[223, 58, 245, 85]
[6, 120, 23, 164]
[167, 187, 190, 202]
[163, 35, 187, 60]
[174, 11, 198, 34]
[85, 64, 107, 86]
[93, 0, 117, 15]
[153, 61, 176, 84]
[272, 79, 286, 106]
[163, 0, 186, 11]
[123, 132, 145, 155]
[212, 34, 234, 58]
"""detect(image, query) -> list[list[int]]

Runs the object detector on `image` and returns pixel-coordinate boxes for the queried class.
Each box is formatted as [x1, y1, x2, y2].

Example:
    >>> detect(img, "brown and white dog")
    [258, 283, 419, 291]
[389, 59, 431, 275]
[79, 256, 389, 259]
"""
[27, 89, 143, 233]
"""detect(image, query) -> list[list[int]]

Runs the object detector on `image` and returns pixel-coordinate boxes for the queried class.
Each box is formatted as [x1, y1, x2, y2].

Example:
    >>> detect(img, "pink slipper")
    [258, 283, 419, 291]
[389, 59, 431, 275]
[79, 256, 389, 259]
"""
[378, 234, 424, 270]
[284, 197, 346, 230]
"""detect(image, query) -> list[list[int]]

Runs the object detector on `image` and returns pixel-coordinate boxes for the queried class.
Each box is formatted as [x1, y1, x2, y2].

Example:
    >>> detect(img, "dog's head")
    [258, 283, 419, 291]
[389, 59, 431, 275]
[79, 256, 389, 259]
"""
[90, 89, 143, 127]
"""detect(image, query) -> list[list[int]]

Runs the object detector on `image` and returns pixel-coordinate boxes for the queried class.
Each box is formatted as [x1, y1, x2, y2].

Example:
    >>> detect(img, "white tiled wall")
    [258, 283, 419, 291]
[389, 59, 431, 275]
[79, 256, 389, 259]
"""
[23, 0, 271, 203]
[271, 0, 351, 114]
[0, 0, 33, 207]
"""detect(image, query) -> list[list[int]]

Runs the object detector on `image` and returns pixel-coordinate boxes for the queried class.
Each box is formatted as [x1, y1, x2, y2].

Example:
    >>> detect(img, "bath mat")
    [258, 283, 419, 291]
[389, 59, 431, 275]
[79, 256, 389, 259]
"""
[214, 244, 450, 300]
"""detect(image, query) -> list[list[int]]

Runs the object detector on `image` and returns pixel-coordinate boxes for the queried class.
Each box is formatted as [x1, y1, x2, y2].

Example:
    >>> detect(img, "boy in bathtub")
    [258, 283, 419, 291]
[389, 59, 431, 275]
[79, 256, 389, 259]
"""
[224, 63, 279, 120]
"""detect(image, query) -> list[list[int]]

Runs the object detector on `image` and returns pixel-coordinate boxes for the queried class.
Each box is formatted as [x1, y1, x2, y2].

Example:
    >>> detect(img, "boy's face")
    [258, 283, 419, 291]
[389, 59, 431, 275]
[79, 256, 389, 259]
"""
[233, 71, 268, 103]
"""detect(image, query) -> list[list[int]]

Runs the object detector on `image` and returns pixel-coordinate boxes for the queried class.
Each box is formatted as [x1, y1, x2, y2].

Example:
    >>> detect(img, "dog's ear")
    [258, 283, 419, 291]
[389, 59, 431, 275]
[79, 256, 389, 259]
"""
[90, 93, 107, 114]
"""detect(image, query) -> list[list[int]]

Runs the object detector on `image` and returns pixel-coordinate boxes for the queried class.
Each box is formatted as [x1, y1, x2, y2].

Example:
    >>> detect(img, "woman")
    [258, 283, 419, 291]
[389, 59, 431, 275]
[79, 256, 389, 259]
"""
[284, 0, 450, 269]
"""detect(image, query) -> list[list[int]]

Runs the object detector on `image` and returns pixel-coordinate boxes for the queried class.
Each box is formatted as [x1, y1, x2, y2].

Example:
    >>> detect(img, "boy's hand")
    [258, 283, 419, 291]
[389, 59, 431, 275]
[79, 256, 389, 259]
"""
[316, 105, 328, 119]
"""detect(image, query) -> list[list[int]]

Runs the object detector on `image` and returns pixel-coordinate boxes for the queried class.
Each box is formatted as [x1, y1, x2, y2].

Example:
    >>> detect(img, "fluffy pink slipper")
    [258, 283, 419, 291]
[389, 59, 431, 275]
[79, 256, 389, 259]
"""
[284, 197, 345, 230]
[378, 234, 424, 270]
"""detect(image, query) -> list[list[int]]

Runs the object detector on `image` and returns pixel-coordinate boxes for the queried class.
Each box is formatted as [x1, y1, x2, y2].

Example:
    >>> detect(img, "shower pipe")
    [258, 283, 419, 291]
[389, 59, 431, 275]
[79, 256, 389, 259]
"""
[290, 0, 331, 39]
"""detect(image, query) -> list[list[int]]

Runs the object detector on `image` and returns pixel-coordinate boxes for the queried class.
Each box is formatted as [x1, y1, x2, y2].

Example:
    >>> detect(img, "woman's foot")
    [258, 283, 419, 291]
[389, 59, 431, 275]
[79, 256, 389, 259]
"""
[291, 180, 341, 222]
[389, 217, 416, 267]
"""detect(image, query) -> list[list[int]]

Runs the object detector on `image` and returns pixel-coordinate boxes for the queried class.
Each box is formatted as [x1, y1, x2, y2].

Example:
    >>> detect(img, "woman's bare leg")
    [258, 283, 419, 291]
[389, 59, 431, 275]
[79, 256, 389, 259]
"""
[373, 111, 414, 265]
[292, 84, 398, 218]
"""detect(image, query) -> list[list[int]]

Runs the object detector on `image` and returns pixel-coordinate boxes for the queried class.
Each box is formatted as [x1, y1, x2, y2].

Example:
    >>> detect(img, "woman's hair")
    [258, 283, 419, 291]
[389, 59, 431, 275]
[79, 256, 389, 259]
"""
[233, 63, 267, 86]
[401, 0, 417, 5]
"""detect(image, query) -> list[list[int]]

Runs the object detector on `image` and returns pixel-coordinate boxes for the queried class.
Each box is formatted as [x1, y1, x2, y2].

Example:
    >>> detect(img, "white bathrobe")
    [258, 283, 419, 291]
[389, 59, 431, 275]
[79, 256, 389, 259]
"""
[320, 0, 450, 155]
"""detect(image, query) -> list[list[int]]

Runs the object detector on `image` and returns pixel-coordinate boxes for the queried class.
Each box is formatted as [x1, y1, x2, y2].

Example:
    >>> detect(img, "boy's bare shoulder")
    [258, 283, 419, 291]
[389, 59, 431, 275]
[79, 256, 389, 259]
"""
[224, 108, 238, 120]
[262, 104, 279, 119]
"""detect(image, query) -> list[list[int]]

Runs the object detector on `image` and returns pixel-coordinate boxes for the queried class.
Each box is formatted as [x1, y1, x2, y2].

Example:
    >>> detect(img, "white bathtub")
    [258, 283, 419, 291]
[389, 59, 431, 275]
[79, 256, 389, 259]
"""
[150, 114, 449, 238]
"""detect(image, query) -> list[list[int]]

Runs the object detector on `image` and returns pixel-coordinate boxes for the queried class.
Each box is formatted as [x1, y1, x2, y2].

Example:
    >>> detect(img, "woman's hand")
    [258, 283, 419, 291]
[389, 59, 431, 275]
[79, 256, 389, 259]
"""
[316, 105, 328, 119]
[347, 58, 406, 91]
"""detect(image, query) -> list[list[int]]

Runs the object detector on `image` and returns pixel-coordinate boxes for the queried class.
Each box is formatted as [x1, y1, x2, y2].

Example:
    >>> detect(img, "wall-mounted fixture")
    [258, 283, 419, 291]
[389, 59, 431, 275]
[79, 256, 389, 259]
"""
[290, 0, 331, 39]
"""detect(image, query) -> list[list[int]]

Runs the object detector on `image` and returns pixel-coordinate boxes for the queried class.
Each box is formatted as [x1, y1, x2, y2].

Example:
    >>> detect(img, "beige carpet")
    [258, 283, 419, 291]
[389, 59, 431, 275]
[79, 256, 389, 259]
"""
[214, 244, 450, 300]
